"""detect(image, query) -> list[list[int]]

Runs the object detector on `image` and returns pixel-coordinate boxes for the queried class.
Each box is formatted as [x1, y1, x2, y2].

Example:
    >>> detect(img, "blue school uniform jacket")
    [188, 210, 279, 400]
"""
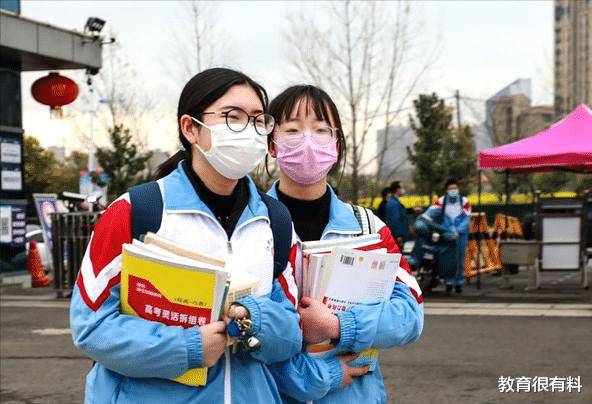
[267, 183, 424, 404]
[70, 162, 302, 404]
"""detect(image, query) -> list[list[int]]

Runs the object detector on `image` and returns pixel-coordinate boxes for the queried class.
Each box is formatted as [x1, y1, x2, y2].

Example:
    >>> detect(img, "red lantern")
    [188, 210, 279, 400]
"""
[31, 72, 79, 117]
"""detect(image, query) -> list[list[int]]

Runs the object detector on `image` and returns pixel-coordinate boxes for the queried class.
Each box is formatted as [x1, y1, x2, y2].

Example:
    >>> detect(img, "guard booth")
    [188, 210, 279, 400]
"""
[536, 195, 590, 287]
[51, 211, 101, 297]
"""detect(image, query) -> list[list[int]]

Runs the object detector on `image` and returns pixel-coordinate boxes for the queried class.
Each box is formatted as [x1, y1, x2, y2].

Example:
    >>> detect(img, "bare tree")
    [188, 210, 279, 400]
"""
[61, 37, 160, 172]
[282, 0, 439, 202]
[162, 1, 235, 85]
[94, 38, 160, 151]
[99, 42, 151, 125]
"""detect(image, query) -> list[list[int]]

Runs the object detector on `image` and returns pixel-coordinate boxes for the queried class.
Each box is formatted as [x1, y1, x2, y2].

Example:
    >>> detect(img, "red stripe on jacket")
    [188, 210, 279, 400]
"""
[378, 224, 422, 303]
[277, 244, 299, 307]
[377, 225, 412, 275]
[89, 200, 132, 276]
[76, 199, 132, 311]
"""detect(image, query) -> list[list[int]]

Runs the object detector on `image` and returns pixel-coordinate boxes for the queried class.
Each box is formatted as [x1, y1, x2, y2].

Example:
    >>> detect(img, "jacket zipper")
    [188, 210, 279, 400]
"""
[224, 346, 231, 404]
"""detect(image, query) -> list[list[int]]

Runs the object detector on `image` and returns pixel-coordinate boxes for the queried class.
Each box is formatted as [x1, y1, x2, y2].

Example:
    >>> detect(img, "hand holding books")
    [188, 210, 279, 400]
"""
[298, 295, 371, 385]
[200, 321, 227, 368]
[297, 296, 339, 344]
[338, 353, 370, 388]
[120, 232, 260, 385]
[299, 235, 402, 371]
[225, 304, 261, 352]
[227, 304, 249, 318]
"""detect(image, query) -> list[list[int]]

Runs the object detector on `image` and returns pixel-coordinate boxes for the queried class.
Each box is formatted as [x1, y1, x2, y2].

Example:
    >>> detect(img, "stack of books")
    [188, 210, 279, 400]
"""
[120, 232, 259, 386]
[300, 235, 401, 370]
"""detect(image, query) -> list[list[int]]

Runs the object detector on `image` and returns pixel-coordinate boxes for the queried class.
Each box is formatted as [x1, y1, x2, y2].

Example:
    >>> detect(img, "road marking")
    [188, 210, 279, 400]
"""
[0, 294, 57, 300]
[424, 302, 592, 317]
[32, 328, 72, 336]
[2, 298, 591, 317]
[0, 300, 70, 309]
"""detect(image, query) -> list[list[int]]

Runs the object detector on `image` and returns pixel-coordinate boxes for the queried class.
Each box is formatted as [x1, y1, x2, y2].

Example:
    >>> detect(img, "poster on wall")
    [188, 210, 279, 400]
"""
[33, 194, 58, 260]
[0, 204, 26, 247]
[10, 205, 26, 247]
[1, 136, 23, 192]
[0, 205, 12, 244]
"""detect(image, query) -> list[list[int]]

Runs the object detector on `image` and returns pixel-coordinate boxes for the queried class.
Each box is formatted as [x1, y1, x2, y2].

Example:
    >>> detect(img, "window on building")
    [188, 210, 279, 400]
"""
[555, 4, 564, 21]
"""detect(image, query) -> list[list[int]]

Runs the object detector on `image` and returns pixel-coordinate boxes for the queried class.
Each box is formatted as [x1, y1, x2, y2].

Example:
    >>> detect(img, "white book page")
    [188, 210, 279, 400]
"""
[143, 232, 226, 268]
[308, 253, 330, 298]
[301, 234, 381, 254]
[129, 239, 225, 273]
[318, 247, 401, 309]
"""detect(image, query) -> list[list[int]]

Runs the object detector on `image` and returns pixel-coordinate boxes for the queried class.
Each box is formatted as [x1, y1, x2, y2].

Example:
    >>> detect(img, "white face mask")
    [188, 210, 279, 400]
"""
[191, 117, 268, 179]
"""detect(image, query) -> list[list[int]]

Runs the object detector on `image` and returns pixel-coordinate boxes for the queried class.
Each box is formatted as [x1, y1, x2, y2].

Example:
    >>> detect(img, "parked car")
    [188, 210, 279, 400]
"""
[26, 225, 52, 272]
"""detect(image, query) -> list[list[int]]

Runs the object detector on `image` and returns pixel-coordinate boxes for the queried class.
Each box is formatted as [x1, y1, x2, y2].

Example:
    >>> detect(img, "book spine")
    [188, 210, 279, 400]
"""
[218, 279, 231, 321]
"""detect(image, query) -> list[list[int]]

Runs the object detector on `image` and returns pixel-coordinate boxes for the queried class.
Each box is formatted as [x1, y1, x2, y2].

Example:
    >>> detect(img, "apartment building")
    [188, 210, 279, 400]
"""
[554, 0, 592, 117]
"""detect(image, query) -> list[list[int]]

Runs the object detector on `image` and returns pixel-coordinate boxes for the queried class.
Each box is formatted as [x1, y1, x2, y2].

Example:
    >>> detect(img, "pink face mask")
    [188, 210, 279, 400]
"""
[275, 134, 338, 185]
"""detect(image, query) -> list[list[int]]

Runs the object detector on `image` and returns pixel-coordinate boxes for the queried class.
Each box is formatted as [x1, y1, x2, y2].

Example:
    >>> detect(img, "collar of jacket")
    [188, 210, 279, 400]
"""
[163, 161, 269, 223]
[267, 180, 361, 237]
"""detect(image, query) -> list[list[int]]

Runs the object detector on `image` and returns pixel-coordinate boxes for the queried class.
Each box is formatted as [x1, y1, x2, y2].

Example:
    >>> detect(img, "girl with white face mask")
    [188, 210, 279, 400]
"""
[70, 68, 302, 404]
[266, 85, 424, 404]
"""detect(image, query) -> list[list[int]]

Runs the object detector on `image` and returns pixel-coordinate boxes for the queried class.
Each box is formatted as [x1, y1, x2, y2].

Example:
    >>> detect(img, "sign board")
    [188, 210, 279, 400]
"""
[0, 204, 26, 247]
[1, 136, 23, 192]
[33, 194, 58, 264]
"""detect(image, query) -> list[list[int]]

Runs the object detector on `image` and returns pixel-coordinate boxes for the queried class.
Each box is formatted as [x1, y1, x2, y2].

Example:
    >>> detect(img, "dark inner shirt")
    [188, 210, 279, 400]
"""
[183, 162, 249, 238]
[276, 185, 331, 242]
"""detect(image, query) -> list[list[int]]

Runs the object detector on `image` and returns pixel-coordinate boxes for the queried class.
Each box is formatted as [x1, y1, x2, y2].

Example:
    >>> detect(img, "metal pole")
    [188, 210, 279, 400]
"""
[455, 90, 462, 129]
[88, 85, 96, 174]
[505, 170, 509, 240]
[477, 170, 482, 289]
[500, 170, 512, 289]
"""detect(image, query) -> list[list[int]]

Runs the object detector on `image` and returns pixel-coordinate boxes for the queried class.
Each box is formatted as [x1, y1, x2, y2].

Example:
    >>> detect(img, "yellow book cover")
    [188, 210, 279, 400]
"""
[120, 242, 230, 386]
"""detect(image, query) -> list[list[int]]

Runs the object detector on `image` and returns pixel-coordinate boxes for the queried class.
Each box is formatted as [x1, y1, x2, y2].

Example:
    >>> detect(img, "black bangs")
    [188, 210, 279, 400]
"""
[266, 84, 347, 179]
[178, 68, 269, 123]
[285, 93, 332, 124]
[269, 85, 342, 131]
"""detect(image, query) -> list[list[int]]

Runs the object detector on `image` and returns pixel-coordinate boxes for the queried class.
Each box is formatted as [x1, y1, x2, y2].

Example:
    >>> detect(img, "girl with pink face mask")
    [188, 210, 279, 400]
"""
[266, 85, 424, 404]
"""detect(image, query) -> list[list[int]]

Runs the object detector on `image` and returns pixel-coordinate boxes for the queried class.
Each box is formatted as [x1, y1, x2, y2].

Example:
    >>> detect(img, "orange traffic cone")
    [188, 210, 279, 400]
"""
[27, 239, 51, 288]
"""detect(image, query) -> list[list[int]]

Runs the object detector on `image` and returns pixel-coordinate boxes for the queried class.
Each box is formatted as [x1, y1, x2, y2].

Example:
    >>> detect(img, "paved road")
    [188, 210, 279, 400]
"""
[1, 297, 88, 404]
[1, 288, 590, 404]
[383, 314, 590, 404]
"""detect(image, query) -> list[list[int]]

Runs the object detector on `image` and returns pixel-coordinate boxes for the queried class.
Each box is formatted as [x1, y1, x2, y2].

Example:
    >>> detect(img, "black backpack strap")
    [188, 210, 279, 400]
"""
[258, 190, 293, 279]
[128, 181, 163, 241]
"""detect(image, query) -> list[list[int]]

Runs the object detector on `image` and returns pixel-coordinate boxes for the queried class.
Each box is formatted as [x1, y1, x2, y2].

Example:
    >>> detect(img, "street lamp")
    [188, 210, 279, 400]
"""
[87, 90, 109, 173]
[84, 83, 109, 196]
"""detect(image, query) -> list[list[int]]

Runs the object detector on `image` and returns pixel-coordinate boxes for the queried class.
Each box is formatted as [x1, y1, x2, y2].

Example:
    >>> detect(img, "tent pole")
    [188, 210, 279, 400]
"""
[505, 170, 509, 240]
[477, 170, 482, 290]
[500, 170, 512, 289]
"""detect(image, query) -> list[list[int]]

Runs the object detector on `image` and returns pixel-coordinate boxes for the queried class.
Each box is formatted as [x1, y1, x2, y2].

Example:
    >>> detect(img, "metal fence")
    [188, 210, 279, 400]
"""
[50, 212, 101, 297]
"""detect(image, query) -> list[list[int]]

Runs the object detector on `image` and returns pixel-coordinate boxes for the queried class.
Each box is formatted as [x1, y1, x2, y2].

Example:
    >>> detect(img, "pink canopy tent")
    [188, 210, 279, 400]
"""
[473, 104, 592, 289]
[478, 104, 592, 173]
